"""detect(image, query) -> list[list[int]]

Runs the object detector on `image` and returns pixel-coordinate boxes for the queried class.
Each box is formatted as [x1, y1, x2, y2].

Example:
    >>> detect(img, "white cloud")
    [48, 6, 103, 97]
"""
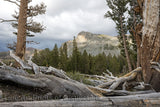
[0, 0, 117, 51]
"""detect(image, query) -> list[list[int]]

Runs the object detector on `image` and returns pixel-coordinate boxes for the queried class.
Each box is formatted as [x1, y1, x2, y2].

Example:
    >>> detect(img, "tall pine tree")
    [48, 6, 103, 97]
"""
[105, 0, 132, 71]
[50, 44, 59, 68]
[71, 36, 80, 73]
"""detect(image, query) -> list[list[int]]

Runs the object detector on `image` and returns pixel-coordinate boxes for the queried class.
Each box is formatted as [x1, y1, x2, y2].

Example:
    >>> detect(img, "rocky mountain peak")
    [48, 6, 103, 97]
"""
[65, 31, 120, 56]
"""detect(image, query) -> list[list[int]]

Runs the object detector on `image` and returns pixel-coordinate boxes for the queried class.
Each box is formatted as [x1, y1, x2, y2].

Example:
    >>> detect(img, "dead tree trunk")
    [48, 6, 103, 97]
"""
[141, 0, 160, 91]
[16, 0, 28, 60]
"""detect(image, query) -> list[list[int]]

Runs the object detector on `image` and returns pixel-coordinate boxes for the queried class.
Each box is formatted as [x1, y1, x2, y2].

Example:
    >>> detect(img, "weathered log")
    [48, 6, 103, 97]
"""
[11, 51, 71, 80]
[103, 69, 117, 80]
[10, 50, 32, 70]
[0, 68, 96, 98]
[27, 56, 40, 74]
[87, 79, 107, 86]
[88, 86, 155, 96]
[80, 74, 107, 80]
[0, 58, 28, 75]
[43, 66, 71, 80]
[1, 93, 160, 107]
[98, 67, 142, 89]
[0, 90, 2, 99]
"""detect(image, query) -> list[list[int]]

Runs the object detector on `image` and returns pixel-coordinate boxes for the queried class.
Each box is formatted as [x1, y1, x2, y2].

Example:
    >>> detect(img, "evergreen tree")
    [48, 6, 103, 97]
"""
[50, 44, 59, 68]
[59, 47, 68, 71]
[105, 0, 132, 71]
[3, 0, 46, 60]
[63, 42, 68, 58]
[127, 0, 142, 67]
[81, 50, 90, 74]
[71, 36, 80, 73]
[93, 53, 107, 75]
[88, 54, 94, 74]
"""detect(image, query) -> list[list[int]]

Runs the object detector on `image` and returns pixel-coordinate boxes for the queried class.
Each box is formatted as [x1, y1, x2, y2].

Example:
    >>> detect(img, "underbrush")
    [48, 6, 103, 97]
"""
[66, 72, 94, 86]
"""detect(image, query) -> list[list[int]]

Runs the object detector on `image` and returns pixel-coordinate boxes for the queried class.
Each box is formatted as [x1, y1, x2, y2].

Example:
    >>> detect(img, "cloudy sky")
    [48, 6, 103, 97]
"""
[0, 0, 117, 52]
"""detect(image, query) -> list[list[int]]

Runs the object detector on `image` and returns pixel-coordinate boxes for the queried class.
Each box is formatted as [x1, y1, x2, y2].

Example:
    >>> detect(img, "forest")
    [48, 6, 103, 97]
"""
[0, 0, 160, 106]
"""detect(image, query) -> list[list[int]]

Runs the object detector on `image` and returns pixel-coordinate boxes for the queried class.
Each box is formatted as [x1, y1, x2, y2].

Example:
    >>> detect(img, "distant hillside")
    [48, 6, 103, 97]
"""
[64, 31, 120, 56]
[0, 51, 9, 59]
[0, 47, 36, 60]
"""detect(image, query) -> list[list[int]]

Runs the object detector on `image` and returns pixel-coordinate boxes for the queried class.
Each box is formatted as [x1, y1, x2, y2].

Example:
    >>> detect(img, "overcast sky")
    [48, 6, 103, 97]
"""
[0, 0, 117, 52]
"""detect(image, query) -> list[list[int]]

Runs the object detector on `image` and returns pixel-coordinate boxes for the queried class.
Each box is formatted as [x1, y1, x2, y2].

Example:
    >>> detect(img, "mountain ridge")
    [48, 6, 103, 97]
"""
[64, 31, 120, 56]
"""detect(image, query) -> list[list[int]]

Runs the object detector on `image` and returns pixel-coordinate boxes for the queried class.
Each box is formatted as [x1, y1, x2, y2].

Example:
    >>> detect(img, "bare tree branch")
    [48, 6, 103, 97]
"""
[4, 0, 20, 7]
[0, 18, 16, 23]
[26, 41, 40, 44]
[10, 50, 32, 70]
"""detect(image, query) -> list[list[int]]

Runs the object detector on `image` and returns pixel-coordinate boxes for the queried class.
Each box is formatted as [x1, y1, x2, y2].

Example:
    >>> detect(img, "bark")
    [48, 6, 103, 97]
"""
[10, 50, 32, 70]
[120, 16, 132, 71]
[88, 86, 155, 96]
[141, 0, 160, 91]
[0, 90, 2, 99]
[98, 67, 142, 89]
[28, 55, 40, 74]
[16, 0, 28, 60]
[0, 68, 96, 98]
[1, 92, 160, 107]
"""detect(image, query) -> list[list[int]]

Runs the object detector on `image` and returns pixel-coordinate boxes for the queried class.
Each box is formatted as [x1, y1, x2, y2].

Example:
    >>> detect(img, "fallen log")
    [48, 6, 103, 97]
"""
[80, 74, 107, 80]
[10, 51, 71, 80]
[10, 50, 32, 70]
[42, 66, 71, 80]
[0, 68, 96, 98]
[27, 55, 40, 74]
[98, 67, 142, 90]
[88, 86, 155, 96]
[1, 92, 160, 107]
[0, 90, 2, 99]
[2, 51, 156, 99]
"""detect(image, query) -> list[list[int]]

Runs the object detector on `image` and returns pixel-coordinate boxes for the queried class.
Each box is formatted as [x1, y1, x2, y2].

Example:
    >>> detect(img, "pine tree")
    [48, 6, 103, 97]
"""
[105, 0, 132, 71]
[81, 50, 90, 74]
[63, 43, 68, 58]
[2, 0, 46, 60]
[94, 53, 107, 75]
[71, 36, 80, 73]
[59, 47, 68, 71]
[127, 0, 142, 67]
[50, 44, 59, 68]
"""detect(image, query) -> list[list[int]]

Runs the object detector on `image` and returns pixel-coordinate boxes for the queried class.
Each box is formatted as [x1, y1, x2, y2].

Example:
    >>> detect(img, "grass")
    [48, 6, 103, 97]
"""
[66, 72, 94, 86]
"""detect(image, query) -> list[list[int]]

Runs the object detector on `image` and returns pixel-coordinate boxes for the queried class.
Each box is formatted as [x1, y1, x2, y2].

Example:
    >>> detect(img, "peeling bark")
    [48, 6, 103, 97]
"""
[141, 0, 160, 91]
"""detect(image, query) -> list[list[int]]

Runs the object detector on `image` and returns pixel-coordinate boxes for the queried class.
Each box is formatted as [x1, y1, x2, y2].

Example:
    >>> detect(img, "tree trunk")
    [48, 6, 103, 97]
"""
[141, 0, 160, 91]
[16, 0, 28, 60]
[120, 16, 132, 71]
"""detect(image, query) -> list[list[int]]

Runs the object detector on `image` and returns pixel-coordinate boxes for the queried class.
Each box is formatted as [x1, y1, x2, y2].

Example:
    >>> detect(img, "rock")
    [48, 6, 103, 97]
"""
[64, 31, 120, 56]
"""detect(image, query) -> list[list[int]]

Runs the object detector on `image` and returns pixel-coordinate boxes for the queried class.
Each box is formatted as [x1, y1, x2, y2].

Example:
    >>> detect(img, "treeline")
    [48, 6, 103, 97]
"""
[32, 37, 127, 75]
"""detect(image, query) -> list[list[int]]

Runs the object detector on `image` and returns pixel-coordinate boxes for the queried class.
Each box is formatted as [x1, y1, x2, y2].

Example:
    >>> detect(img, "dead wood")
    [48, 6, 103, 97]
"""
[10, 50, 32, 70]
[1, 51, 156, 98]
[27, 55, 40, 74]
[88, 86, 155, 96]
[0, 68, 96, 98]
[98, 67, 142, 90]
[1, 92, 160, 107]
